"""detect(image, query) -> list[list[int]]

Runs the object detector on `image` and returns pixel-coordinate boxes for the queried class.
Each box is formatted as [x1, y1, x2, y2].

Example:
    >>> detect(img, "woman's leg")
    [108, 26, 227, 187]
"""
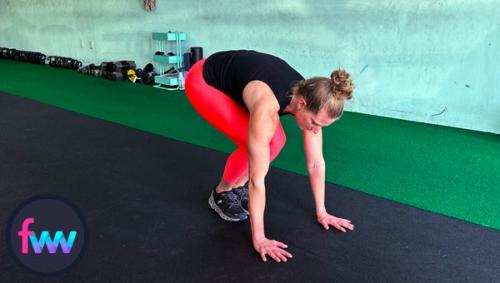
[185, 59, 287, 192]
[185, 59, 250, 193]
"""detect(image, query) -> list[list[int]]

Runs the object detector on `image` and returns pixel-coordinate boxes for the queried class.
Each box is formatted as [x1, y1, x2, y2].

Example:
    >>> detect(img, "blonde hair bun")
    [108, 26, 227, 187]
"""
[330, 69, 354, 100]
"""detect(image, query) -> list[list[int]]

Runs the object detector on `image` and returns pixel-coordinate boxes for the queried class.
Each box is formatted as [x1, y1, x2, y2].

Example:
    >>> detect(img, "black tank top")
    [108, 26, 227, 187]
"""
[202, 50, 304, 116]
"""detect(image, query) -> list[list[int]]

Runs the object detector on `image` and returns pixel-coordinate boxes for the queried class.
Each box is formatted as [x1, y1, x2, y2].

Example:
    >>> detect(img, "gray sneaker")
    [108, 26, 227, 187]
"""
[208, 188, 248, 222]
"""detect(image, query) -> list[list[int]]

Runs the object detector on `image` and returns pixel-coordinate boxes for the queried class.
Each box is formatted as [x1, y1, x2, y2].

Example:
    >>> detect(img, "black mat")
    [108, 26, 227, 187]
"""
[0, 92, 499, 282]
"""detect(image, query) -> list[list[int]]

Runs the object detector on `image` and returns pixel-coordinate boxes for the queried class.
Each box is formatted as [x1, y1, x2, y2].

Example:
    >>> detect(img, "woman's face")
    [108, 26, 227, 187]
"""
[294, 103, 336, 134]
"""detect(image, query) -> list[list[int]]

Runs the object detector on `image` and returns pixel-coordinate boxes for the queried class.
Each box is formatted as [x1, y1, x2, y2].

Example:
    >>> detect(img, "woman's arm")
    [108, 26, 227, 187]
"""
[302, 128, 327, 216]
[243, 81, 293, 262]
[247, 104, 277, 243]
[302, 128, 355, 232]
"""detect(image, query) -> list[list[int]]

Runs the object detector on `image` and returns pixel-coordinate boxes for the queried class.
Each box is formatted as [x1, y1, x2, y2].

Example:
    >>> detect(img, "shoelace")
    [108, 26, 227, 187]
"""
[233, 187, 248, 200]
[221, 191, 241, 208]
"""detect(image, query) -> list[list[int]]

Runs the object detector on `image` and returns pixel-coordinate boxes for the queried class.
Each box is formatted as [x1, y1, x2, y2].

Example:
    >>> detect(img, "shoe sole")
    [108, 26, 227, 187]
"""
[208, 193, 248, 222]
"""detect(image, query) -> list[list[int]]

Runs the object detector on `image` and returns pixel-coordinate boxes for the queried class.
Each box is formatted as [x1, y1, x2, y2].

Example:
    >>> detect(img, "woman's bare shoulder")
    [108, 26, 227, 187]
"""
[242, 80, 280, 114]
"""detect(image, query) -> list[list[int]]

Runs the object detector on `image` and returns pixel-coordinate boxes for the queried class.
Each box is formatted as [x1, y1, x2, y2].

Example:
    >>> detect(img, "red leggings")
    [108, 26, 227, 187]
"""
[185, 59, 287, 185]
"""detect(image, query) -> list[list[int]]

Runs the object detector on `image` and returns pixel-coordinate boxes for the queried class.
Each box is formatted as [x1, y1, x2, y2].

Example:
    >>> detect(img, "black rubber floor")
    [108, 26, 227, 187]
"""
[1, 92, 499, 282]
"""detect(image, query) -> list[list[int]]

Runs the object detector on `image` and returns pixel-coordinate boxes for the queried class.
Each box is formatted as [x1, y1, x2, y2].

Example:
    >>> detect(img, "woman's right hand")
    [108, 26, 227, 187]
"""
[253, 237, 293, 263]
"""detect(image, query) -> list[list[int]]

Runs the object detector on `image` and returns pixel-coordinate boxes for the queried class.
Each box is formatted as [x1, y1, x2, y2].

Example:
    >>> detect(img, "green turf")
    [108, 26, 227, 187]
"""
[1, 60, 499, 229]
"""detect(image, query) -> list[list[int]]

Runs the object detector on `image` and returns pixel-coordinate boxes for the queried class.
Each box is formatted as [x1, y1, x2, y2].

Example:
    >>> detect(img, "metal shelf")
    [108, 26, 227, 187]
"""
[154, 74, 179, 90]
[152, 32, 187, 41]
[153, 55, 182, 64]
[152, 31, 186, 90]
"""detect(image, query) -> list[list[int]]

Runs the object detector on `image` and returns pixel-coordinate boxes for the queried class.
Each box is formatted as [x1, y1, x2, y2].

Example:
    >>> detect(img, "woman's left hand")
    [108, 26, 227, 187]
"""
[317, 212, 355, 232]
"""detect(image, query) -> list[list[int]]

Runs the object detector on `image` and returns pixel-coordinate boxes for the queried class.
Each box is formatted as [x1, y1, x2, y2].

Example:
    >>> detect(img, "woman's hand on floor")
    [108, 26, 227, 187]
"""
[253, 237, 293, 263]
[317, 212, 354, 232]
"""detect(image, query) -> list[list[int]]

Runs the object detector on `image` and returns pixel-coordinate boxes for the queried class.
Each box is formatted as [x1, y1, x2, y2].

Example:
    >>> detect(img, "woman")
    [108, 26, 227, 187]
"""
[185, 50, 355, 263]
